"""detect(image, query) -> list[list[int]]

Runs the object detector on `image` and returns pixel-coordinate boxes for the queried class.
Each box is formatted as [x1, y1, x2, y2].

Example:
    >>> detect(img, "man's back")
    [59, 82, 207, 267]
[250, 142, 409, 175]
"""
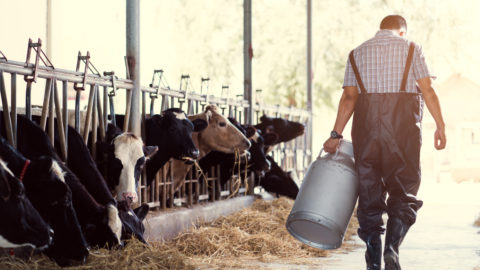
[343, 29, 433, 94]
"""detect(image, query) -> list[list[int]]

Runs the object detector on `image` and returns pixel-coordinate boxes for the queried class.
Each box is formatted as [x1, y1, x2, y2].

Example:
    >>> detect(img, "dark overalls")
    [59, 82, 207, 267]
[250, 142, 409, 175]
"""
[349, 43, 424, 251]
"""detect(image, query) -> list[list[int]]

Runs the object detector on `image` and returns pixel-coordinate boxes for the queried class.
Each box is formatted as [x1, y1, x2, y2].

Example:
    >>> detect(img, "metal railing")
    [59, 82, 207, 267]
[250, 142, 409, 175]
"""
[0, 39, 311, 210]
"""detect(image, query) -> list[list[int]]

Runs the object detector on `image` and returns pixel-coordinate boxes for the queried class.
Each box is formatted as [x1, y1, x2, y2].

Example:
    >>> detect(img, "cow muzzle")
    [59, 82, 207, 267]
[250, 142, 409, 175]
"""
[121, 192, 138, 205]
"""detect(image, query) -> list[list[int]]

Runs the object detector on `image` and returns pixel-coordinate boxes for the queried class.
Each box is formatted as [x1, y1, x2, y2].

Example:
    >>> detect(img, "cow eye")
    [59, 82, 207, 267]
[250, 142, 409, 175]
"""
[219, 122, 227, 127]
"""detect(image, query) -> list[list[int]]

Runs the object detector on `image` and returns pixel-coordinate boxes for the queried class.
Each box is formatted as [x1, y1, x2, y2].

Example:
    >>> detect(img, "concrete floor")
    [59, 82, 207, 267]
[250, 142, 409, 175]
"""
[326, 181, 480, 270]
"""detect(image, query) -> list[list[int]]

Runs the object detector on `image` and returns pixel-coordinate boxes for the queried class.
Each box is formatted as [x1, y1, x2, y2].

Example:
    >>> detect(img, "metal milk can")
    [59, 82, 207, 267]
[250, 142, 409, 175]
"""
[286, 140, 358, 249]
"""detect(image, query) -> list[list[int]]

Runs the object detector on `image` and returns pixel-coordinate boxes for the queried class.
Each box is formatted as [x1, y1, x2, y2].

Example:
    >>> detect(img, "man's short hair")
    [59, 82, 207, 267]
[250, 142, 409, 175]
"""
[380, 15, 407, 31]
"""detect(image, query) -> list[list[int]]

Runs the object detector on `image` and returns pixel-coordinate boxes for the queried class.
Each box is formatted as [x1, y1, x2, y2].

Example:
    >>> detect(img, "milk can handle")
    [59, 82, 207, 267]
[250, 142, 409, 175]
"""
[317, 148, 340, 160]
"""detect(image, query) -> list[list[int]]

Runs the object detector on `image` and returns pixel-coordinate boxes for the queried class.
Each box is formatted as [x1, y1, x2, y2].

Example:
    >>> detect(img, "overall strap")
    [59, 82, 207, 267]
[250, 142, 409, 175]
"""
[349, 50, 367, 94]
[400, 43, 415, 92]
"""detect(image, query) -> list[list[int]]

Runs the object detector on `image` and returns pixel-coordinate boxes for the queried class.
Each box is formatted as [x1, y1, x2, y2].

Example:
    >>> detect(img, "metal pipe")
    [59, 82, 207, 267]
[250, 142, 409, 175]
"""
[25, 81, 32, 120]
[306, 0, 313, 161]
[126, 0, 141, 136]
[83, 84, 95, 144]
[0, 71, 14, 146]
[243, 0, 254, 124]
[62, 80, 68, 159]
[96, 88, 105, 141]
[75, 90, 81, 133]
[46, 0, 52, 59]
[54, 81, 67, 161]
[48, 80, 55, 146]
[103, 86, 108, 132]
[91, 85, 98, 160]
[10, 73, 17, 148]
[40, 79, 52, 131]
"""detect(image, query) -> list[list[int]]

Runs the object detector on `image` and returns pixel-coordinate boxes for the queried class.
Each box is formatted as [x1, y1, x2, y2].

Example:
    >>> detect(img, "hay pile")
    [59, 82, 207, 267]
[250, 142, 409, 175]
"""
[0, 239, 193, 270]
[169, 197, 359, 266]
[1, 197, 359, 269]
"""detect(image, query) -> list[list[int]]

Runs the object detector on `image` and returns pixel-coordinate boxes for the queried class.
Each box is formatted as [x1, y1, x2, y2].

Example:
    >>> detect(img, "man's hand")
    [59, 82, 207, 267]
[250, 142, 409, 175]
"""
[434, 127, 446, 150]
[323, 138, 341, 154]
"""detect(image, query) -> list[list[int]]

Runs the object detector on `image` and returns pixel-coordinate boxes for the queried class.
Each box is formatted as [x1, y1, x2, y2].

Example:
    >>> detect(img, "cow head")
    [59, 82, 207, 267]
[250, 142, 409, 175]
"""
[0, 159, 53, 250]
[255, 115, 305, 144]
[104, 124, 158, 206]
[24, 156, 89, 266]
[190, 105, 251, 156]
[227, 118, 278, 176]
[84, 203, 123, 248]
[260, 156, 299, 200]
[117, 200, 149, 243]
[148, 108, 207, 163]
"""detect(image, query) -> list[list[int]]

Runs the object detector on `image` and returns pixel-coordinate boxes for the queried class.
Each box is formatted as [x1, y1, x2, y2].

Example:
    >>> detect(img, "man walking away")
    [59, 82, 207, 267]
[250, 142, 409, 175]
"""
[323, 15, 446, 270]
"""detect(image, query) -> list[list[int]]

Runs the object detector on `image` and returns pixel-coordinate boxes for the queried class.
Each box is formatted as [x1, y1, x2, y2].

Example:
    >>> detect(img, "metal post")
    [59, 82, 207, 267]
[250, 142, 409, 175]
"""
[306, 0, 313, 160]
[46, 0, 53, 59]
[126, 0, 141, 136]
[244, 0, 254, 124]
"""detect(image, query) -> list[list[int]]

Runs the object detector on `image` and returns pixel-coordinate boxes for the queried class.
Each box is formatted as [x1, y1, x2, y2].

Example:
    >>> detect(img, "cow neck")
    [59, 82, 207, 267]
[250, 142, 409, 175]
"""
[19, 159, 31, 181]
[192, 131, 210, 160]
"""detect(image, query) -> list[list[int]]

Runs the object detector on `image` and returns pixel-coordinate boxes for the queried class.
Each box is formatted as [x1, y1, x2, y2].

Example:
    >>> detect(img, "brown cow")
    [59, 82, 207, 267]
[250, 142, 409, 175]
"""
[165, 105, 251, 191]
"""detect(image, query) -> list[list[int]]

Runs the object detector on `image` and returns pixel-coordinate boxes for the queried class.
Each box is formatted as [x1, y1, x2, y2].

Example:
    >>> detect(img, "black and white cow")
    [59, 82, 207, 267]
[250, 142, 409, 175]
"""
[259, 155, 299, 200]
[145, 108, 208, 185]
[0, 136, 89, 266]
[0, 157, 53, 250]
[254, 115, 305, 151]
[10, 116, 122, 250]
[112, 108, 208, 186]
[116, 201, 149, 244]
[96, 123, 158, 205]
[60, 124, 150, 243]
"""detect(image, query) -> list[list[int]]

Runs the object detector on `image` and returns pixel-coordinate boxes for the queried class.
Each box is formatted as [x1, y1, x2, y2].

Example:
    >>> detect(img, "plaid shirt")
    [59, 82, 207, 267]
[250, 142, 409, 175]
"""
[343, 30, 434, 93]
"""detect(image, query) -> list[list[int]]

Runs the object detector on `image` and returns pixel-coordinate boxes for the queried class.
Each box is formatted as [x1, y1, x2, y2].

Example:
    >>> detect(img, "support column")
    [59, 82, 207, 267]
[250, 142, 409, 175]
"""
[126, 0, 141, 136]
[243, 0, 254, 125]
[306, 0, 313, 158]
[46, 0, 52, 59]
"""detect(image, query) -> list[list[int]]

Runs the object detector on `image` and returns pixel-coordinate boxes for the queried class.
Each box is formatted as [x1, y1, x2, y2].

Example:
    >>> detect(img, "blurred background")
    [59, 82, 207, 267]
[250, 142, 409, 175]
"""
[1, 0, 479, 184]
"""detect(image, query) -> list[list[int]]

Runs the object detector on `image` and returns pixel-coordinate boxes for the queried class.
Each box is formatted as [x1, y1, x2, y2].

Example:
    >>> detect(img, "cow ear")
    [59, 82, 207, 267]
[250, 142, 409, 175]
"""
[151, 114, 164, 125]
[192, 119, 208, 132]
[133, 203, 150, 221]
[143, 145, 158, 159]
[204, 109, 213, 123]
[107, 124, 123, 142]
[260, 115, 270, 123]
[245, 126, 256, 139]
[263, 132, 279, 146]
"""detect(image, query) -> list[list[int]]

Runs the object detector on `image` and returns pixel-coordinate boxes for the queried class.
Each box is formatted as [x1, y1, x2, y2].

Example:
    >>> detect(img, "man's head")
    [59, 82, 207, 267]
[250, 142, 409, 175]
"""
[380, 15, 407, 36]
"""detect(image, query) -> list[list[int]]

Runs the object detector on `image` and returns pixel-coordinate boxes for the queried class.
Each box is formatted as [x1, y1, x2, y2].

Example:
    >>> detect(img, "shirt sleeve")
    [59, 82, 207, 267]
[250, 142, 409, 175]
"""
[412, 43, 436, 80]
[342, 57, 358, 88]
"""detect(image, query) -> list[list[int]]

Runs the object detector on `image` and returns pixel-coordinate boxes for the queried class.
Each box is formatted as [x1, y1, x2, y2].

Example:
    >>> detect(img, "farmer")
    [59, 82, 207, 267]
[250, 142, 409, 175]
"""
[323, 15, 446, 270]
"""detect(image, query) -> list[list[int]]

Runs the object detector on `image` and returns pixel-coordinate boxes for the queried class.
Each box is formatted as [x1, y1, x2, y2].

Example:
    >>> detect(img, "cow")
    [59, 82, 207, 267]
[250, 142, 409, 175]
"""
[95, 123, 158, 205]
[8, 115, 122, 250]
[199, 118, 278, 188]
[116, 201, 149, 244]
[254, 115, 305, 152]
[58, 124, 150, 243]
[258, 155, 299, 200]
[110, 108, 208, 186]
[167, 105, 251, 192]
[0, 157, 53, 250]
[0, 136, 89, 266]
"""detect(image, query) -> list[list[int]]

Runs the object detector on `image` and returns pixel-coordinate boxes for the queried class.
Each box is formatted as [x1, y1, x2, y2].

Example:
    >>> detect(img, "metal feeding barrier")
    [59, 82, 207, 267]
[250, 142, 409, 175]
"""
[0, 39, 311, 210]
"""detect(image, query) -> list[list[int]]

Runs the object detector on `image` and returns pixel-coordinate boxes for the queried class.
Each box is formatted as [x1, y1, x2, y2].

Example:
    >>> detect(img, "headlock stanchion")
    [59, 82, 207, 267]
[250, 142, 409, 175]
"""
[0, 38, 311, 211]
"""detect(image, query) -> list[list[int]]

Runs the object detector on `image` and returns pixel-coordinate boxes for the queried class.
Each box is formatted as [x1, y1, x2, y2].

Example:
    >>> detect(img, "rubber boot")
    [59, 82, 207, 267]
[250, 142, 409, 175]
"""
[365, 233, 382, 270]
[384, 217, 409, 270]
